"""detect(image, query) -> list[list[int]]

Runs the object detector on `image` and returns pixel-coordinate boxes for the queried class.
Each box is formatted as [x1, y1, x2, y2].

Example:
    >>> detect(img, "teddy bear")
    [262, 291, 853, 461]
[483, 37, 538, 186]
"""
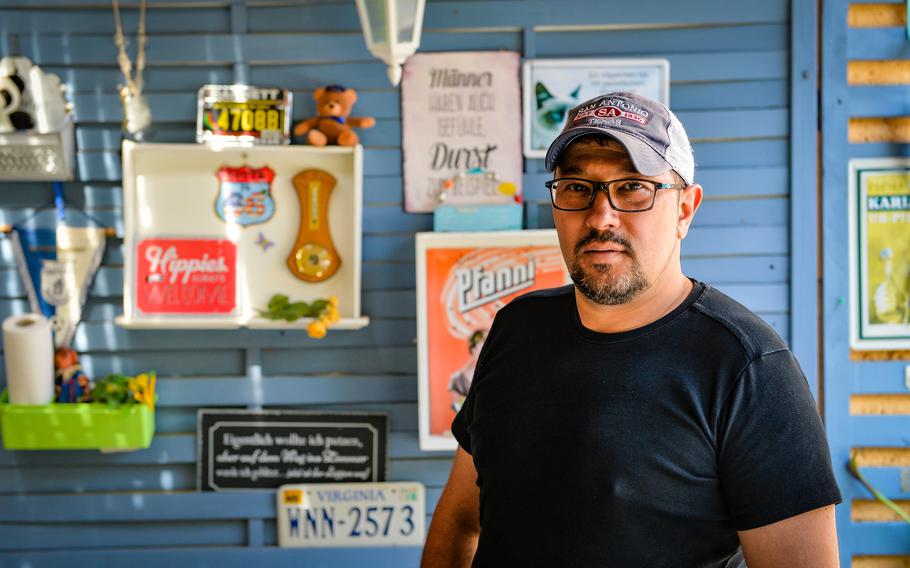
[293, 85, 375, 146]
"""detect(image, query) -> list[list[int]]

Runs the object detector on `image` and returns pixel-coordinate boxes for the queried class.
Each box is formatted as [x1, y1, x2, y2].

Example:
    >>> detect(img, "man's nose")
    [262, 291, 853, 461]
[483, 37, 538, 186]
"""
[584, 188, 622, 231]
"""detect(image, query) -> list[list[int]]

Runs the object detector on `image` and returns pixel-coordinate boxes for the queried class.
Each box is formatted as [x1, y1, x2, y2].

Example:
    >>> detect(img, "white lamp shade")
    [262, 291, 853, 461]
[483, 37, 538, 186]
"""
[355, 0, 426, 85]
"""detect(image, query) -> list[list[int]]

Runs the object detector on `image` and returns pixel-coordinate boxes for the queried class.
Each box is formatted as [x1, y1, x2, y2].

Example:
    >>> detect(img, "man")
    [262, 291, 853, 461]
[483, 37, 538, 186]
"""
[421, 92, 841, 568]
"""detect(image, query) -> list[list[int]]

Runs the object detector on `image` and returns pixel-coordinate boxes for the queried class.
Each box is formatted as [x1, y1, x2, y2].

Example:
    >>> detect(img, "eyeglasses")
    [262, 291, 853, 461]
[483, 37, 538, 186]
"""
[545, 177, 687, 212]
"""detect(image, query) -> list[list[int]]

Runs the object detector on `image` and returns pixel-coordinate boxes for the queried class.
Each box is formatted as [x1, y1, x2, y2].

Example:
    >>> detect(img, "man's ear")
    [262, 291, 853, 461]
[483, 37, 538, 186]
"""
[677, 183, 703, 240]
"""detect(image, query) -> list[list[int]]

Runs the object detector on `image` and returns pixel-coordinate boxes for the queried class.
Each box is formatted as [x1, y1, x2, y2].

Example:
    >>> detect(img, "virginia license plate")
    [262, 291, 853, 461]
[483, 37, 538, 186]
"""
[277, 482, 425, 548]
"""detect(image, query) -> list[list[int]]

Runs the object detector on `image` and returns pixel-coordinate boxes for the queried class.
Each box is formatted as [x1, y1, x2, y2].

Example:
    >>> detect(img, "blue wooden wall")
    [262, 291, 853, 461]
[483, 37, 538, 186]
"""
[0, 1, 806, 565]
[823, 1, 910, 567]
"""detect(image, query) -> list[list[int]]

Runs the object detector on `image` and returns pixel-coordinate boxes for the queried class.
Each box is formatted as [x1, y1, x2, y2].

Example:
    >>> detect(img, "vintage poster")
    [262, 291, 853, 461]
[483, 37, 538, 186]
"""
[401, 51, 523, 213]
[136, 238, 238, 315]
[522, 58, 669, 158]
[417, 230, 568, 450]
[849, 158, 910, 350]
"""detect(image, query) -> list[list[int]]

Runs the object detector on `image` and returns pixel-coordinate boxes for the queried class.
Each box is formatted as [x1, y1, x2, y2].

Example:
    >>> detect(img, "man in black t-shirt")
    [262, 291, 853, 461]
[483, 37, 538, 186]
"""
[420, 92, 841, 568]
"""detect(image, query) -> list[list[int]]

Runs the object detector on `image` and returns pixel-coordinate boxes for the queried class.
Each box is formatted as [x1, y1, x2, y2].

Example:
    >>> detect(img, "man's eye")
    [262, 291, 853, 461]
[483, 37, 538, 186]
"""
[564, 183, 590, 192]
[616, 182, 648, 193]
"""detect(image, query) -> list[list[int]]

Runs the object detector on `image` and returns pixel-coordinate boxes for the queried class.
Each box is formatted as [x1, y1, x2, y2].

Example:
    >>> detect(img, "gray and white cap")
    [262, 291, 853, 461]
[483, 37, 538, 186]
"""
[544, 91, 695, 185]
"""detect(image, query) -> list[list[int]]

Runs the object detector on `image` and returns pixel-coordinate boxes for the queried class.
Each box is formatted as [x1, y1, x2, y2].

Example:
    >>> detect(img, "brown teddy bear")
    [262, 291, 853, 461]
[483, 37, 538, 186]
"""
[293, 85, 375, 146]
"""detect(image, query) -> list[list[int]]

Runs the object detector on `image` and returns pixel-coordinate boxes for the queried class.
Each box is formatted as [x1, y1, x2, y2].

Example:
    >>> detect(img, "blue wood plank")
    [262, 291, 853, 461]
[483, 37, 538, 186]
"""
[847, 28, 910, 60]
[0, 431, 433, 467]
[0, 547, 424, 568]
[0, 182, 118, 208]
[262, 346, 417, 374]
[75, 350, 246, 380]
[391, 458, 453, 488]
[675, 226, 790, 255]
[683, 255, 789, 284]
[677, 109, 789, 141]
[533, 24, 787, 56]
[671, 81, 788, 111]
[0, 7, 231, 34]
[364, 207, 433, 233]
[822, 0, 861, 562]
[74, 148, 402, 182]
[852, 365, 910, 393]
[789, 0, 820, 402]
[849, 525, 910, 556]
[852, 468, 910, 498]
[852, 417, 910, 446]
[537, 51, 789, 82]
[49, 65, 234, 92]
[63, 319, 417, 353]
[154, 375, 417, 407]
[251, 0, 788, 32]
[690, 198, 788, 227]
[849, 142, 910, 159]
[72, 90, 400, 122]
[0, 492, 274, 522]
[849, 86, 910, 118]
[691, 139, 789, 167]
[710, 283, 789, 313]
[14, 34, 241, 66]
[362, 225, 790, 263]
[152, 402, 420, 434]
[0, 521, 246, 551]
[249, 62, 392, 90]
[0, 455, 447, 494]
[0, 465, 198, 493]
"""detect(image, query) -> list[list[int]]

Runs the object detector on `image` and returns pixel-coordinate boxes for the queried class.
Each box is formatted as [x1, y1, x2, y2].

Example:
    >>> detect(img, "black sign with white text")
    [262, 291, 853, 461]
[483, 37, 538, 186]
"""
[197, 409, 388, 492]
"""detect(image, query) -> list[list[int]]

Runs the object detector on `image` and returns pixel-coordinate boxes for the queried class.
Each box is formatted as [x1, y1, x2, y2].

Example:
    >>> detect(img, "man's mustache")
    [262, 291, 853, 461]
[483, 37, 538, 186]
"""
[574, 229, 634, 256]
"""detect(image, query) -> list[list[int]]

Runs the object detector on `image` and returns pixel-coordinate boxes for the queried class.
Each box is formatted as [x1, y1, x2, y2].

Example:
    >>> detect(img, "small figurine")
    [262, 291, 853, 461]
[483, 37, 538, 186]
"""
[54, 346, 92, 403]
[292, 85, 375, 146]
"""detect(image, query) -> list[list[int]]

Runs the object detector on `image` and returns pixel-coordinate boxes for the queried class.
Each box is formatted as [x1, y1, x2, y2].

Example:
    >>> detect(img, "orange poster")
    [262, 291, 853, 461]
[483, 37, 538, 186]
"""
[417, 230, 568, 450]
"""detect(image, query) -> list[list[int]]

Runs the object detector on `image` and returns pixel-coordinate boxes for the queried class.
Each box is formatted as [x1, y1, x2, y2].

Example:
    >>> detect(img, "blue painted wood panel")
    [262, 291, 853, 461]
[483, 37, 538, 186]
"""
[822, 0, 910, 563]
[0, 0, 803, 565]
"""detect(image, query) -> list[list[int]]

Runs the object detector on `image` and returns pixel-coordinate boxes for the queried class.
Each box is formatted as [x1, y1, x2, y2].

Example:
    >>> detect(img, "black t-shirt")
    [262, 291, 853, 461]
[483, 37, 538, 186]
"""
[451, 282, 841, 568]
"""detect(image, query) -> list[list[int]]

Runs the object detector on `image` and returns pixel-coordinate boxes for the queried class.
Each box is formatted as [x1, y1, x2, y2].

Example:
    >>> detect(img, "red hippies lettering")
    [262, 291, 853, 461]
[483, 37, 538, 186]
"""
[137, 239, 237, 314]
[145, 245, 230, 284]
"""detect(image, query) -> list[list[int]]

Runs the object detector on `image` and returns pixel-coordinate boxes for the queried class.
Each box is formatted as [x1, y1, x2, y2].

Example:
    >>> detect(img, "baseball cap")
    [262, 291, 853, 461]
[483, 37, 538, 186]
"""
[544, 91, 695, 185]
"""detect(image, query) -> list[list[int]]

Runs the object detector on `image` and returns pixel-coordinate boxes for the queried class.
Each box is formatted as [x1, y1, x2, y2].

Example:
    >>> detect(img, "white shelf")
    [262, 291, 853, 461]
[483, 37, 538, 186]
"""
[244, 316, 370, 330]
[115, 315, 370, 331]
[118, 142, 367, 331]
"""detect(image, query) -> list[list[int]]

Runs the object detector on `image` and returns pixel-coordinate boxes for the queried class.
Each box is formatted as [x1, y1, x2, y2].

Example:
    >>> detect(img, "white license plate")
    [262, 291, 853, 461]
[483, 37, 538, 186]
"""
[277, 482, 425, 548]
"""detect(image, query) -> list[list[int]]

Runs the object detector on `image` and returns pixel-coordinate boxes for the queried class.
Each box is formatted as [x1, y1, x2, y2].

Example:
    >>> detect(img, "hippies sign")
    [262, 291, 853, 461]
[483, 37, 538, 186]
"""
[401, 51, 522, 213]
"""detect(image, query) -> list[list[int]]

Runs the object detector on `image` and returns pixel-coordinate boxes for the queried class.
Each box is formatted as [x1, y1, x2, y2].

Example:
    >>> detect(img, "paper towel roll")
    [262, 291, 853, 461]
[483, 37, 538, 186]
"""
[3, 313, 54, 405]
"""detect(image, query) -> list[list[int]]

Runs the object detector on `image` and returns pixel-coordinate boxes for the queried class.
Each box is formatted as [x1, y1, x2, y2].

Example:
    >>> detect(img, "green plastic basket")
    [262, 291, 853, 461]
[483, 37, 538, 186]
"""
[0, 390, 154, 450]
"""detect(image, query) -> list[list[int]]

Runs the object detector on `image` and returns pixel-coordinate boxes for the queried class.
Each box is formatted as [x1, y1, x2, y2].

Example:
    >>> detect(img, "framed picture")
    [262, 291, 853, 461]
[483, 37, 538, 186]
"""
[416, 230, 569, 450]
[849, 158, 910, 350]
[401, 51, 523, 213]
[522, 58, 670, 159]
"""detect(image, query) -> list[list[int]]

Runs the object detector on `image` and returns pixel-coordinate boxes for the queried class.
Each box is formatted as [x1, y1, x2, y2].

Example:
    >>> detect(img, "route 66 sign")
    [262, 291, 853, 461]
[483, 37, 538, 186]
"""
[215, 166, 276, 226]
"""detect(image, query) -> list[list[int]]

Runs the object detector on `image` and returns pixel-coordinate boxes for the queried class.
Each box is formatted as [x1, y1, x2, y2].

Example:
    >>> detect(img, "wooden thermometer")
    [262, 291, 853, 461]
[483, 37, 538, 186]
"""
[287, 169, 341, 282]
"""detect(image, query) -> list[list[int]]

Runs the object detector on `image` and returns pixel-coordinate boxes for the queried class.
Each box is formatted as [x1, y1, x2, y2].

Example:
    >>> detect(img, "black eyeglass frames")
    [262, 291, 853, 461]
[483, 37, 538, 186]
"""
[545, 177, 687, 212]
